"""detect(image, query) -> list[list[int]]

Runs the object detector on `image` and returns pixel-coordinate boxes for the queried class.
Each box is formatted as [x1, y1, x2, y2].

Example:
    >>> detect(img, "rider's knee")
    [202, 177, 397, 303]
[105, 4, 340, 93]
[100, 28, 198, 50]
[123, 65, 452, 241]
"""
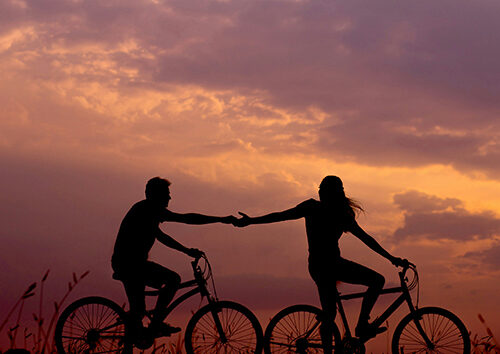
[376, 273, 385, 288]
[169, 273, 181, 288]
[370, 273, 385, 290]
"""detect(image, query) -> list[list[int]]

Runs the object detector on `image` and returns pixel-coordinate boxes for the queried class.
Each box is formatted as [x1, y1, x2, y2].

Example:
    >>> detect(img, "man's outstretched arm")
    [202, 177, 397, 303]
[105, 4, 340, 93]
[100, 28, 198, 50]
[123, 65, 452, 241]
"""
[166, 211, 236, 225]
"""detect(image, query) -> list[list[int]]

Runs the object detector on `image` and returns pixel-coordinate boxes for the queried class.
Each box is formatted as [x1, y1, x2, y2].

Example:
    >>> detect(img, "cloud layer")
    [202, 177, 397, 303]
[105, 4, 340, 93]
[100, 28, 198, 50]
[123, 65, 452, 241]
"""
[2, 0, 500, 177]
[393, 190, 500, 242]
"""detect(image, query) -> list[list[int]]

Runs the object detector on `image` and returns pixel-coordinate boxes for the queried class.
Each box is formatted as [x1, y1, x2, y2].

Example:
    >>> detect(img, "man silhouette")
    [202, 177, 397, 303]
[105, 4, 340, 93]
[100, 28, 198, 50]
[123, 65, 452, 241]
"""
[112, 177, 235, 338]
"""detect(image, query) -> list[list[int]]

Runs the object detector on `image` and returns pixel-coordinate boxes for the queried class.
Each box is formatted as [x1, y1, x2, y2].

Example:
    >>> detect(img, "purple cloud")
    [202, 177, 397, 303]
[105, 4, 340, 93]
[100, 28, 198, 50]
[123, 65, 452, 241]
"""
[392, 190, 500, 241]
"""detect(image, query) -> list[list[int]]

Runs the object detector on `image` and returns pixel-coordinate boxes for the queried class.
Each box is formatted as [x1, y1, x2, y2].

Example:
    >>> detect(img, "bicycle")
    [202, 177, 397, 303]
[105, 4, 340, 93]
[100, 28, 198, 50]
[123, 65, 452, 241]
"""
[264, 263, 470, 353]
[54, 253, 264, 353]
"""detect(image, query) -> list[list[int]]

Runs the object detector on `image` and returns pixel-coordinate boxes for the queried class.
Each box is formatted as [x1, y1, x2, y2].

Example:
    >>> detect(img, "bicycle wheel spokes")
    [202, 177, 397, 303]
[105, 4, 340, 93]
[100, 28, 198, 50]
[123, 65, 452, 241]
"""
[264, 305, 340, 354]
[185, 301, 263, 353]
[55, 297, 127, 354]
[273, 310, 321, 352]
[393, 307, 470, 354]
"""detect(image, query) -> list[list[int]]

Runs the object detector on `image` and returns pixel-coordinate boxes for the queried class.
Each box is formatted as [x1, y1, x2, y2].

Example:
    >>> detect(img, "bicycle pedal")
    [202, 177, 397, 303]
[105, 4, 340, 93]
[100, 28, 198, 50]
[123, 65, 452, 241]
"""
[134, 334, 154, 350]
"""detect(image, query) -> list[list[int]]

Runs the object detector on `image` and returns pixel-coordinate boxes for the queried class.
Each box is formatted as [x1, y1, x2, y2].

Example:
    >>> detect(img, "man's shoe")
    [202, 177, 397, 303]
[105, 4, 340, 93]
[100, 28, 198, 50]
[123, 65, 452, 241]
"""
[355, 322, 387, 340]
[149, 322, 181, 338]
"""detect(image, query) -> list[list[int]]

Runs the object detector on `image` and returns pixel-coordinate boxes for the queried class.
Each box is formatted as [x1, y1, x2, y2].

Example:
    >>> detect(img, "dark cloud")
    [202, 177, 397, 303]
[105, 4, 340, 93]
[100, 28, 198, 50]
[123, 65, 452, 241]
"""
[316, 119, 500, 178]
[392, 190, 500, 241]
[464, 243, 500, 270]
[393, 190, 462, 214]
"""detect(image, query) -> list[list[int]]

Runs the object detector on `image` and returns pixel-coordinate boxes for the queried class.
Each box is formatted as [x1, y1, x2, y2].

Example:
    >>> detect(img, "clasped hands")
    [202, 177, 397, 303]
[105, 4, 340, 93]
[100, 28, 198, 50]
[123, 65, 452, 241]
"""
[221, 212, 252, 227]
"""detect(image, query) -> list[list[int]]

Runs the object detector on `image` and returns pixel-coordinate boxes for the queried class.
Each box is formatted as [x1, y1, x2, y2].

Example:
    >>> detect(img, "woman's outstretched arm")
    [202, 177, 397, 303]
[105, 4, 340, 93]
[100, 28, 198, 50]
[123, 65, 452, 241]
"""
[235, 206, 304, 227]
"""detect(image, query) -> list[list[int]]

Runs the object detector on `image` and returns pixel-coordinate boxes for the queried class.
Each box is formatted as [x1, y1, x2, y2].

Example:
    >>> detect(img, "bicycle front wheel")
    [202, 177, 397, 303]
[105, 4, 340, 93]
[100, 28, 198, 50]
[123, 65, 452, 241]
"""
[264, 304, 341, 354]
[185, 300, 263, 353]
[54, 296, 128, 354]
[392, 306, 470, 354]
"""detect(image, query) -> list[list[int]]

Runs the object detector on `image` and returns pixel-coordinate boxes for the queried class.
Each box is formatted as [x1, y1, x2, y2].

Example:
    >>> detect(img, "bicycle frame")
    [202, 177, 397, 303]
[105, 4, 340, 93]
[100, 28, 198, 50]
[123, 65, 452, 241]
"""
[141, 256, 229, 344]
[336, 266, 432, 346]
[143, 258, 215, 321]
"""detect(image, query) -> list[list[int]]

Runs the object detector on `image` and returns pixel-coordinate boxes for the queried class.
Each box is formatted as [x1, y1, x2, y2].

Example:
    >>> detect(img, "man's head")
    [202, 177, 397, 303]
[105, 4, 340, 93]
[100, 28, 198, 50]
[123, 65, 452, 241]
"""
[145, 177, 171, 206]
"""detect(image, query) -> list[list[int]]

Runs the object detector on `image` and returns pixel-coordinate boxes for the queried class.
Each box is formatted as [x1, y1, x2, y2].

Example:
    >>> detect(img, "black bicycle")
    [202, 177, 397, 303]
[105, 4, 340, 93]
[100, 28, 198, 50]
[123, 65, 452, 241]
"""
[54, 254, 264, 353]
[264, 263, 470, 353]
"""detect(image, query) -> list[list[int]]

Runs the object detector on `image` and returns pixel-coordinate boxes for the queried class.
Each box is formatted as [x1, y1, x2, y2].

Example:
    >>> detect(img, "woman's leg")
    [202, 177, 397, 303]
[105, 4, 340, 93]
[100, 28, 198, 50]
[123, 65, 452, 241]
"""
[310, 263, 337, 354]
[336, 258, 385, 335]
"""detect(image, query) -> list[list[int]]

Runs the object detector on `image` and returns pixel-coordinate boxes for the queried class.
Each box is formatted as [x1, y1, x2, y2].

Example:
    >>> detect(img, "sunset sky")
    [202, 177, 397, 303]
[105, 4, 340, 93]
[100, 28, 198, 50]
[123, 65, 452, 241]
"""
[1, 0, 500, 351]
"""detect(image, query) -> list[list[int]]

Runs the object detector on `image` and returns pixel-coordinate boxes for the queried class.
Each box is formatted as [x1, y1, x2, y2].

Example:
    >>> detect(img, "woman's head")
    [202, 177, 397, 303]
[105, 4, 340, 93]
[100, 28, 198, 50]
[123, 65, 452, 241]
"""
[319, 175, 363, 217]
[318, 175, 345, 202]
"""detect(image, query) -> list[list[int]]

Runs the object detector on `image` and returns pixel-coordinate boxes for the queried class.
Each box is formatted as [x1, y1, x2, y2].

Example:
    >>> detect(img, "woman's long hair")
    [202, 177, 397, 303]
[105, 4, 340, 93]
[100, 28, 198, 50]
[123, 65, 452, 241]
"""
[319, 175, 364, 220]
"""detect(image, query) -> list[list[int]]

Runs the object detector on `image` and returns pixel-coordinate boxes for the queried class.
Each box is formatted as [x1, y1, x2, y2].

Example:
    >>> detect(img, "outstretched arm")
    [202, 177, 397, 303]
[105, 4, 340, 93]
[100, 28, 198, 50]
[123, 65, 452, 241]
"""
[235, 206, 304, 227]
[350, 221, 405, 266]
[166, 211, 235, 225]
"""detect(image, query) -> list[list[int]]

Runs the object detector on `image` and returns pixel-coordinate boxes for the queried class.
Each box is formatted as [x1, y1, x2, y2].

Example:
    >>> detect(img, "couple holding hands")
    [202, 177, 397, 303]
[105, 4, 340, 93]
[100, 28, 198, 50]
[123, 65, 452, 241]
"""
[111, 176, 408, 349]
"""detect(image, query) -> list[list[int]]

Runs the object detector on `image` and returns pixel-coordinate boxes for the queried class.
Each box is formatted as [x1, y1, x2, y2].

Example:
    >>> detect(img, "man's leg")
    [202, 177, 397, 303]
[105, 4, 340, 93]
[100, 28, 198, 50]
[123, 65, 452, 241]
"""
[336, 258, 385, 337]
[122, 278, 146, 335]
[144, 262, 181, 330]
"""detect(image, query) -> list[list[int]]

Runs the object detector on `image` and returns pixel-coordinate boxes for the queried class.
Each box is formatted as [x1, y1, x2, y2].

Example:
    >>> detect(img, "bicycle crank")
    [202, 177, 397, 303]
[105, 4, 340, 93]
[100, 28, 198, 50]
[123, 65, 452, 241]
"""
[340, 337, 366, 354]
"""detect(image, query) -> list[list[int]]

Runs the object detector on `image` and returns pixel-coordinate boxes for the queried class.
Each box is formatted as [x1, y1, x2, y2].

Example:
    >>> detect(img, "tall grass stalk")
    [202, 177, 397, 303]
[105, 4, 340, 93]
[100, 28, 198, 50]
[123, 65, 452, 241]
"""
[0, 283, 36, 336]
[0, 270, 89, 353]
[41, 271, 89, 353]
[471, 314, 499, 353]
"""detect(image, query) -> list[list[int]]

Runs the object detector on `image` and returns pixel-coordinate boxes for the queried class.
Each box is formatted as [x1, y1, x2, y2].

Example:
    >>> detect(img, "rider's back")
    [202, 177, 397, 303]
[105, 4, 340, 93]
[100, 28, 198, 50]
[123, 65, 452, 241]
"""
[112, 199, 169, 271]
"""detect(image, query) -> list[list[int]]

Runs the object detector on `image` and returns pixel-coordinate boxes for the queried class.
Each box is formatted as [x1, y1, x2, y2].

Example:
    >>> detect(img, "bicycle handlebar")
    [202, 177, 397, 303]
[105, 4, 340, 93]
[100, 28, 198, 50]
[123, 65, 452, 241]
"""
[397, 259, 416, 273]
[398, 260, 418, 292]
[191, 252, 205, 269]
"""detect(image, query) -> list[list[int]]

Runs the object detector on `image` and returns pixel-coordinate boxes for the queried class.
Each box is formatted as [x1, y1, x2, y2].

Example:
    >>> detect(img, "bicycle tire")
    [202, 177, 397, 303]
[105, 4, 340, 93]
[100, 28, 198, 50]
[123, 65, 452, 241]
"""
[184, 300, 264, 353]
[392, 306, 471, 354]
[264, 304, 341, 354]
[54, 296, 129, 354]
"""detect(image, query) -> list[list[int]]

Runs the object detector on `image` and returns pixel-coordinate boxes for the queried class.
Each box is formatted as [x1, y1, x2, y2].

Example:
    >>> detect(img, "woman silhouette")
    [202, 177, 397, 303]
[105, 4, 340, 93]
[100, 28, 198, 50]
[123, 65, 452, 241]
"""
[235, 175, 407, 352]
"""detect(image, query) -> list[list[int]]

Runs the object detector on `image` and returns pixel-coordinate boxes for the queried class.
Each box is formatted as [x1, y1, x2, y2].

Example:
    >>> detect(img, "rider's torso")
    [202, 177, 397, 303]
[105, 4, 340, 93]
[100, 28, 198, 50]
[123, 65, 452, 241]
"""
[112, 200, 169, 270]
[297, 199, 354, 262]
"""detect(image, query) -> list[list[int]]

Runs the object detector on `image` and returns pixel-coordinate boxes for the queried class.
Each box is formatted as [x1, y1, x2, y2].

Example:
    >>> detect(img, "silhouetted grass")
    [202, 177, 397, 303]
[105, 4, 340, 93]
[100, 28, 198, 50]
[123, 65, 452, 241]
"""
[138, 333, 184, 354]
[471, 314, 499, 353]
[4, 280, 498, 354]
[0, 270, 89, 353]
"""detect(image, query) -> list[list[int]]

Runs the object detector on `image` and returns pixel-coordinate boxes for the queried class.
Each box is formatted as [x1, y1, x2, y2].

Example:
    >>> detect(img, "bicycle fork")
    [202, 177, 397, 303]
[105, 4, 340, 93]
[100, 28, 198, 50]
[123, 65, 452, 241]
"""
[210, 304, 228, 344]
[404, 291, 435, 349]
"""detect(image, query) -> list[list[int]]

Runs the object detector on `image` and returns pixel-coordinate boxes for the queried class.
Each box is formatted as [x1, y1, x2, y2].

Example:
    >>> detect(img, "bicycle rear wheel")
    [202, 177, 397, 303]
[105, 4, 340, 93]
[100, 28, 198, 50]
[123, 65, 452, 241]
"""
[264, 304, 341, 354]
[185, 300, 263, 353]
[54, 296, 129, 354]
[392, 306, 470, 354]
